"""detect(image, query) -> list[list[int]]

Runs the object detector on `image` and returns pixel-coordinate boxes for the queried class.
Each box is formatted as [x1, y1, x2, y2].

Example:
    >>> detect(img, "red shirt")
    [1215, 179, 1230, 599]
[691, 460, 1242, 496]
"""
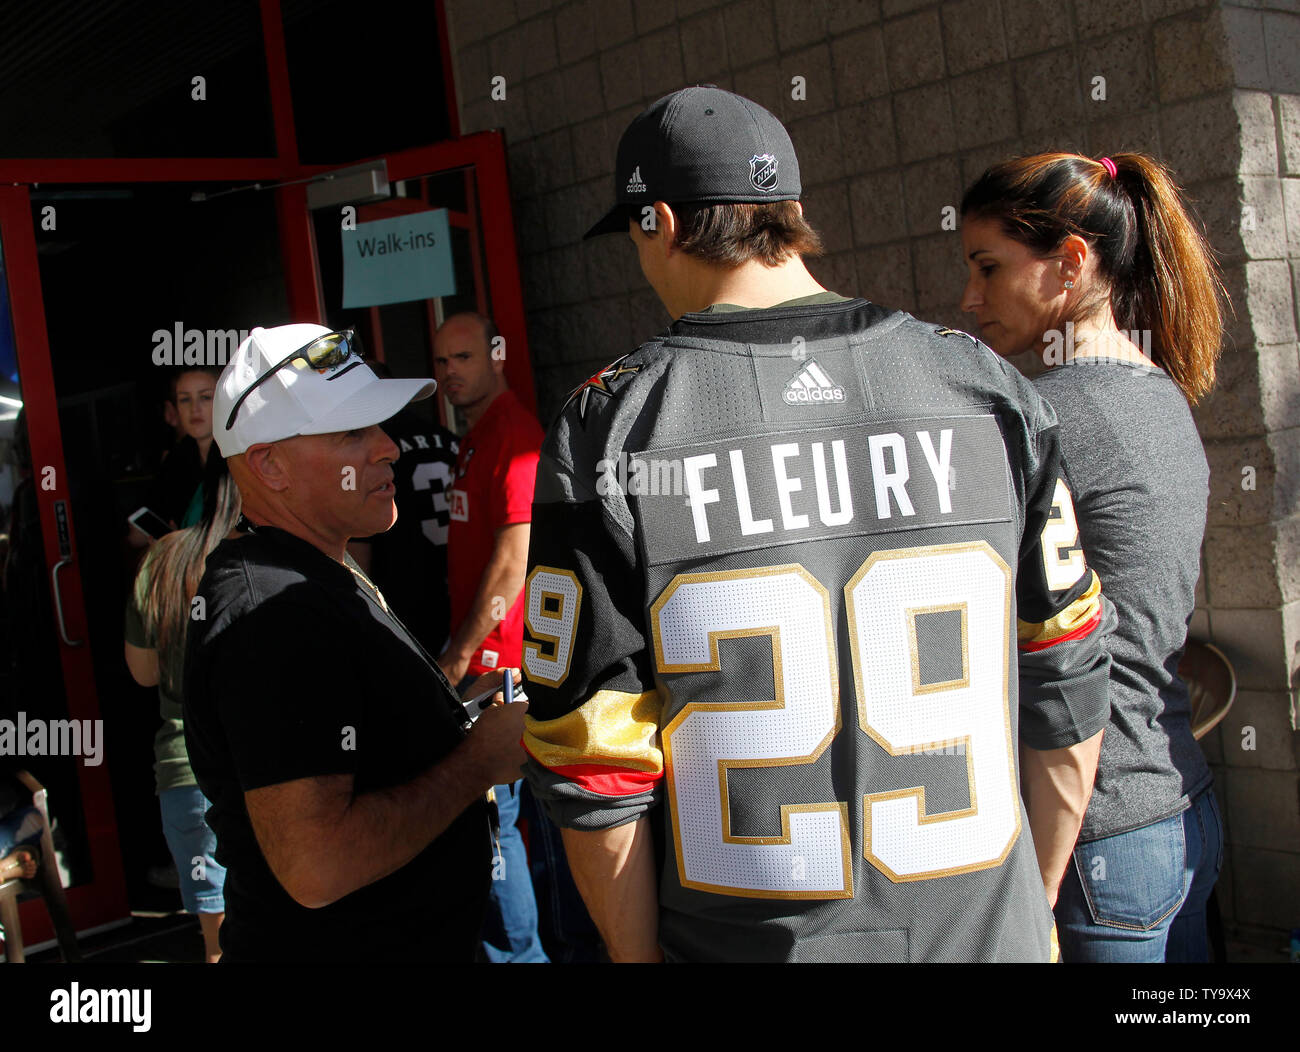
[448, 388, 544, 676]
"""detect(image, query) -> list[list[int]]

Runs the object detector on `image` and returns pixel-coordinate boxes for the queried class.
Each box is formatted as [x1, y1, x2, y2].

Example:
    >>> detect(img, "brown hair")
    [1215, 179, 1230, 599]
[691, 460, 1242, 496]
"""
[630, 200, 823, 267]
[167, 365, 222, 405]
[960, 152, 1227, 404]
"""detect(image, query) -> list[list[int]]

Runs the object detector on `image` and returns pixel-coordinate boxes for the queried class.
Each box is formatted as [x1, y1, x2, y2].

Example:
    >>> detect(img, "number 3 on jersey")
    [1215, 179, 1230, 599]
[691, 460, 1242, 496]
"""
[654, 542, 1020, 899]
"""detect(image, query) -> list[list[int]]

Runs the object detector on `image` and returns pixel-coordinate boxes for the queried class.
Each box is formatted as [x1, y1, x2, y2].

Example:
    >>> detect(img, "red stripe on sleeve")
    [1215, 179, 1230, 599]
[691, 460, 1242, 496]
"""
[548, 762, 663, 798]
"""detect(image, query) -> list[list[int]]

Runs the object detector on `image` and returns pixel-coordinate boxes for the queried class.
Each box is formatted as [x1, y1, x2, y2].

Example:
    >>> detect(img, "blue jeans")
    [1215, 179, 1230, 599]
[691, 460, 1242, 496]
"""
[1055, 787, 1223, 962]
[159, 785, 226, 914]
[479, 780, 549, 963]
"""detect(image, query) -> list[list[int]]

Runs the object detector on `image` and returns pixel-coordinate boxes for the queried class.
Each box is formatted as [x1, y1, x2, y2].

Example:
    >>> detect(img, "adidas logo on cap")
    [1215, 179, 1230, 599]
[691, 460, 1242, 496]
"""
[783, 360, 845, 405]
[626, 165, 647, 193]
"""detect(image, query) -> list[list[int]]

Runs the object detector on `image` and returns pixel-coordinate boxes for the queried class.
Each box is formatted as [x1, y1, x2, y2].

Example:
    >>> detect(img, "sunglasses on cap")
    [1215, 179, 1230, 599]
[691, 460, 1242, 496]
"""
[225, 328, 365, 432]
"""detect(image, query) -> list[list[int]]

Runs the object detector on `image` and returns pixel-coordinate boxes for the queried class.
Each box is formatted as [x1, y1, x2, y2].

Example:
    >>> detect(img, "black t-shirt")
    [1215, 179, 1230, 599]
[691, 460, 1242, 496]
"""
[183, 525, 491, 962]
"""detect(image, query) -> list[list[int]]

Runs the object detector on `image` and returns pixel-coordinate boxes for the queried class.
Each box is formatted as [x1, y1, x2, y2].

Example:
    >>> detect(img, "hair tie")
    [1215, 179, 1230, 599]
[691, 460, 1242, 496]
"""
[1099, 156, 1118, 179]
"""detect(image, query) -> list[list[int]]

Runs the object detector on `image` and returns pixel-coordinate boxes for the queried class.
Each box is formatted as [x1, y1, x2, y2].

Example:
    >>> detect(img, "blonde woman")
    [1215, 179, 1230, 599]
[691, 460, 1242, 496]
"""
[125, 457, 242, 961]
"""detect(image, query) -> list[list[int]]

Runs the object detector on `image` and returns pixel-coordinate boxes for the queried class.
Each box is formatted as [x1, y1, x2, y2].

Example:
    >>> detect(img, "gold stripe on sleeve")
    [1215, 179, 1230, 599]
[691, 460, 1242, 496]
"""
[1017, 571, 1102, 648]
[523, 689, 664, 773]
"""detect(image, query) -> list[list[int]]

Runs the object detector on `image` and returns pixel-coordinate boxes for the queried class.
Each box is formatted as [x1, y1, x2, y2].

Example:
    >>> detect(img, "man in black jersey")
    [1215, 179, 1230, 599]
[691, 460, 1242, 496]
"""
[347, 363, 460, 658]
[520, 87, 1113, 963]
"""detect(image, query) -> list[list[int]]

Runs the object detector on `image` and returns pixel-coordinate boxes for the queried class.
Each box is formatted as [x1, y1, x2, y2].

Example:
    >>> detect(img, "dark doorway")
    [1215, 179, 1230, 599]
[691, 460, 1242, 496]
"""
[29, 184, 287, 907]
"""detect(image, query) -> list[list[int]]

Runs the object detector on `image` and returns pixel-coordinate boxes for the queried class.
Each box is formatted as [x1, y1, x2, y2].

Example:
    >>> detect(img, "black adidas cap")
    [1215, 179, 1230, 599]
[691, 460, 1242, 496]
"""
[584, 86, 802, 239]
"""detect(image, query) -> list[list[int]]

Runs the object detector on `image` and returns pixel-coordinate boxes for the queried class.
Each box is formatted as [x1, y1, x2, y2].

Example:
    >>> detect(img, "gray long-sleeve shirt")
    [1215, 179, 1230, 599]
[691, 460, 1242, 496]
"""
[1035, 357, 1212, 841]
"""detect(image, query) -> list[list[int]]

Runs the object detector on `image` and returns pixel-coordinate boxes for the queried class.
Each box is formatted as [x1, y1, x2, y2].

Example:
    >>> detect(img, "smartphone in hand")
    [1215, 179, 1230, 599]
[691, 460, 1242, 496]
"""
[128, 506, 173, 540]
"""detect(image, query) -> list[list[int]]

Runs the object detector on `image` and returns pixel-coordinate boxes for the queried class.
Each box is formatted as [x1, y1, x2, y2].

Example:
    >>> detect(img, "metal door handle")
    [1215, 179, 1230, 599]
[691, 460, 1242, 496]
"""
[51, 557, 83, 647]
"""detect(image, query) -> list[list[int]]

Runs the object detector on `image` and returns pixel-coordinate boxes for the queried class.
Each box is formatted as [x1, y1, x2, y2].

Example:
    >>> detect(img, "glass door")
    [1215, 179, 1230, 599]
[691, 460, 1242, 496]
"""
[21, 180, 291, 938]
[299, 133, 537, 433]
[0, 185, 129, 950]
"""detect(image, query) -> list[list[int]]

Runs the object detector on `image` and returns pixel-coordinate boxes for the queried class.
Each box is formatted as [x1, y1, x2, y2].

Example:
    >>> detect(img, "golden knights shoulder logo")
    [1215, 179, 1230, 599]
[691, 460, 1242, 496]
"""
[568, 356, 642, 424]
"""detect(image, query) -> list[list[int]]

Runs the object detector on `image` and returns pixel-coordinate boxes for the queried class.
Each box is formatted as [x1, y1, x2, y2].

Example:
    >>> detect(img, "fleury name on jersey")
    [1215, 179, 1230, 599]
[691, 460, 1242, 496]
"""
[596, 426, 957, 537]
[678, 425, 953, 544]
[631, 415, 1012, 564]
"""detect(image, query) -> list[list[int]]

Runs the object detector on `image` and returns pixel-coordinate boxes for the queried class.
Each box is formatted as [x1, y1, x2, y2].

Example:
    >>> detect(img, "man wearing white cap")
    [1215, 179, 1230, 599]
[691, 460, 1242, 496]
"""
[183, 323, 527, 962]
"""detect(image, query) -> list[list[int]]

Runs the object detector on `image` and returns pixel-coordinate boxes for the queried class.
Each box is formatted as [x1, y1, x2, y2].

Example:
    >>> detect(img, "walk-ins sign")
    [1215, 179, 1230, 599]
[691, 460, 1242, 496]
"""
[341, 209, 457, 308]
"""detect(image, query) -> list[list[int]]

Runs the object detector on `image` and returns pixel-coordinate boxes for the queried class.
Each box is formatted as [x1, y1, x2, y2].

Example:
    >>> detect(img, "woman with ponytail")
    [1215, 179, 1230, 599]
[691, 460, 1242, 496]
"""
[124, 456, 242, 962]
[959, 152, 1226, 962]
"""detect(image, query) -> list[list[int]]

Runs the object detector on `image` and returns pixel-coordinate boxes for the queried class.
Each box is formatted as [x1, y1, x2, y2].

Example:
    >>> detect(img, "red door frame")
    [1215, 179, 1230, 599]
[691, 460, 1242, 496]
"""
[0, 187, 130, 946]
[0, 0, 532, 949]
[282, 135, 536, 414]
[0, 0, 533, 406]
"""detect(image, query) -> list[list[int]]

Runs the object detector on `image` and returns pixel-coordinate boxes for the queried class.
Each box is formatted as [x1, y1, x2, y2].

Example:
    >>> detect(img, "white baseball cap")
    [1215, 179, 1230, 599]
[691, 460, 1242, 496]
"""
[214, 324, 435, 457]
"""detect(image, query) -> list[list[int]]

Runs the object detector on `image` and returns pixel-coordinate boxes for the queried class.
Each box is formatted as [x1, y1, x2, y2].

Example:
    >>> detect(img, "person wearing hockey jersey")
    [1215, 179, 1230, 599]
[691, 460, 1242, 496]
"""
[520, 87, 1113, 963]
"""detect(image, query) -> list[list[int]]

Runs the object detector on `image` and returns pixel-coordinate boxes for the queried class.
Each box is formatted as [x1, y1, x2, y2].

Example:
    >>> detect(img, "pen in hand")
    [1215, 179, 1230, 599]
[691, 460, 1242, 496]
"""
[504, 668, 516, 797]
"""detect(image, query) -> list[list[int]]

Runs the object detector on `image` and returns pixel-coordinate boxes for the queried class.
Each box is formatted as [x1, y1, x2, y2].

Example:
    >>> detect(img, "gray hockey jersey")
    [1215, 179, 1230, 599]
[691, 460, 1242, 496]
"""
[521, 298, 1113, 962]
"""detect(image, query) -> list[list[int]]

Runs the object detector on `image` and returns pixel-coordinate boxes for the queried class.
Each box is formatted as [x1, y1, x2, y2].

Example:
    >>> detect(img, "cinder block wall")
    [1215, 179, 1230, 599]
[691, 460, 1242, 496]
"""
[445, 0, 1300, 937]
[1190, 1, 1300, 938]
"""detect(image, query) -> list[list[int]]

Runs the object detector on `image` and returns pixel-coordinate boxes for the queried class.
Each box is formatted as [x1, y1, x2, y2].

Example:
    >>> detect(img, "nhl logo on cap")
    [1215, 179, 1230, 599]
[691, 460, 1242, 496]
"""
[750, 153, 779, 192]
[583, 88, 803, 239]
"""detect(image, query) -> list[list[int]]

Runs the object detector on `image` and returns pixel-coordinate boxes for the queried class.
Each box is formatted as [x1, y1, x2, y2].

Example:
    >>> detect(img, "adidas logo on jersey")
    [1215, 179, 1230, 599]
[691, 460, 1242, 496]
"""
[783, 360, 845, 405]
[625, 166, 647, 193]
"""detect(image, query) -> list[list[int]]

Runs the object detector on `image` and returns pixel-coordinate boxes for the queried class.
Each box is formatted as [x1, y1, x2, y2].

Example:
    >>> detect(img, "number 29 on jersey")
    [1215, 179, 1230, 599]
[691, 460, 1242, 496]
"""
[654, 542, 1020, 900]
